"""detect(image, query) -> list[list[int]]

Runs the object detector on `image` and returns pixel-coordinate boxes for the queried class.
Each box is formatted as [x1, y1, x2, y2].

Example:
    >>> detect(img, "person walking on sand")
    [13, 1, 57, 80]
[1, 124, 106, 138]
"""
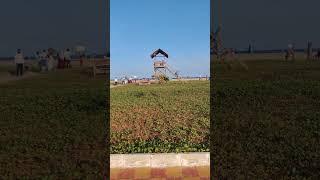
[14, 49, 25, 76]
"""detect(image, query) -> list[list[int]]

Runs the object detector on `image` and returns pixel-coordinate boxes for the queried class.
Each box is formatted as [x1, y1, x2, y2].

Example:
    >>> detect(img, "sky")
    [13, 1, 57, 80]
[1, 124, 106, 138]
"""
[212, 0, 320, 50]
[111, 0, 210, 79]
[0, 0, 108, 57]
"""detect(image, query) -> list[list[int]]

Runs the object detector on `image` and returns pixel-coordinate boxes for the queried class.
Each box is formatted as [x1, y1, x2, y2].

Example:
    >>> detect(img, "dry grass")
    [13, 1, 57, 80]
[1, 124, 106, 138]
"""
[111, 81, 210, 153]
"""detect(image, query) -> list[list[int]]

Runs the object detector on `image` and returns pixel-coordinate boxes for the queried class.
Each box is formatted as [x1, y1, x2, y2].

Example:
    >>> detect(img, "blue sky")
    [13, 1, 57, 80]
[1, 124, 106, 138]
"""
[213, 0, 320, 50]
[111, 0, 210, 79]
[0, 0, 107, 57]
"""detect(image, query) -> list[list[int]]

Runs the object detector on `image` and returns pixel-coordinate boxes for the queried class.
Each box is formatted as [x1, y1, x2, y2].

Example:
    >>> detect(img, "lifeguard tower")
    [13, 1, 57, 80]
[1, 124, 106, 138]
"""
[150, 49, 179, 80]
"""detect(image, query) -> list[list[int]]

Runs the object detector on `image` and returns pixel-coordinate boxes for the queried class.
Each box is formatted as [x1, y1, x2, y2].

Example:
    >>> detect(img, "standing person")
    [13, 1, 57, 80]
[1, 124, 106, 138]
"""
[40, 49, 48, 72]
[114, 78, 118, 85]
[44, 50, 50, 71]
[57, 53, 62, 69]
[307, 41, 313, 60]
[285, 49, 289, 61]
[14, 49, 24, 76]
[288, 43, 295, 61]
[35, 51, 41, 70]
[316, 49, 320, 61]
[53, 51, 59, 69]
[58, 50, 65, 69]
[64, 48, 72, 68]
[47, 51, 55, 71]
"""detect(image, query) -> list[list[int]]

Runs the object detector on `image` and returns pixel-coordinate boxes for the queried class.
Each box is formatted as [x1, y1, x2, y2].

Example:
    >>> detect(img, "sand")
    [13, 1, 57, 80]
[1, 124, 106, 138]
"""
[0, 71, 38, 84]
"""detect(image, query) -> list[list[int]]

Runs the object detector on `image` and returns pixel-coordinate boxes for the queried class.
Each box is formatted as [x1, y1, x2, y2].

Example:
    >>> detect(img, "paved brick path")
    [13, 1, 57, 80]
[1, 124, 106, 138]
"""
[110, 153, 210, 179]
[111, 166, 210, 179]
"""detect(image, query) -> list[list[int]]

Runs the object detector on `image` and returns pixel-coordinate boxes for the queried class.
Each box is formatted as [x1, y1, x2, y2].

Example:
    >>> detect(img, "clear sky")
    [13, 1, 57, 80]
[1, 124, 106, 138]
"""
[0, 0, 108, 57]
[111, 0, 210, 79]
[211, 0, 320, 50]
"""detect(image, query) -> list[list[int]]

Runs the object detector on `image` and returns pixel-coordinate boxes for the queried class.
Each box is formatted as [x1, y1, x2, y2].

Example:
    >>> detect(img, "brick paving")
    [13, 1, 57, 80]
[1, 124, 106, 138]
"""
[110, 152, 210, 179]
[110, 166, 210, 179]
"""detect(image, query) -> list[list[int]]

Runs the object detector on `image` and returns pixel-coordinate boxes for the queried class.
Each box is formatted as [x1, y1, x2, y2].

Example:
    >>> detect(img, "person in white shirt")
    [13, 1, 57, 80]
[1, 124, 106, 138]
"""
[47, 53, 55, 71]
[35, 51, 41, 69]
[39, 49, 48, 71]
[14, 49, 25, 76]
[286, 43, 295, 61]
[64, 48, 72, 68]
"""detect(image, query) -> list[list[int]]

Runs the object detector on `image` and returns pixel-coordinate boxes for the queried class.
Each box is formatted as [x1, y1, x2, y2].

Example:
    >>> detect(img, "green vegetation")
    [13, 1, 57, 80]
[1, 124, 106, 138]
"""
[0, 68, 107, 178]
[212, 59, 320, 179]
[111, 81, 210, 153]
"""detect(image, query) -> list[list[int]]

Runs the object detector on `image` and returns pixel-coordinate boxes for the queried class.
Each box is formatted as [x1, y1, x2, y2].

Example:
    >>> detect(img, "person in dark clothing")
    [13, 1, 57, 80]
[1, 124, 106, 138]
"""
[317, 49, 320, 60]
[14, 49, 24, 76]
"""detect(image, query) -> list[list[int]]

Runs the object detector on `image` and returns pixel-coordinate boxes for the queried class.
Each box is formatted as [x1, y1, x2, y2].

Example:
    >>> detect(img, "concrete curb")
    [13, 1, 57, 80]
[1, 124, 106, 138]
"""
[110, 152, 210, 168]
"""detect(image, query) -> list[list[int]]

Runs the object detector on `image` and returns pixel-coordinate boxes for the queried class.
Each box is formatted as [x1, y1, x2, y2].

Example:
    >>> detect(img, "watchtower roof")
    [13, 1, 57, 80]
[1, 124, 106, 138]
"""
[150, 49, 169, 59]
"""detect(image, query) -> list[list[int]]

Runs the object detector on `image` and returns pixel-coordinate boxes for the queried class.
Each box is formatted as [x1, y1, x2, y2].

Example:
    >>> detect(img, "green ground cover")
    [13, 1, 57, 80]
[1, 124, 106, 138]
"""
[110, 81, 210, 153]
[0, 68, 107, 178]
[2, 57, 320, 178]
[212, 59, 320, 179]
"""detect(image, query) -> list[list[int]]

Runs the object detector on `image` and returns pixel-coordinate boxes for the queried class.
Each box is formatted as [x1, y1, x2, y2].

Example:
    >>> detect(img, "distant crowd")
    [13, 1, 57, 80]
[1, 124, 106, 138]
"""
[14, 48, 86, 76]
